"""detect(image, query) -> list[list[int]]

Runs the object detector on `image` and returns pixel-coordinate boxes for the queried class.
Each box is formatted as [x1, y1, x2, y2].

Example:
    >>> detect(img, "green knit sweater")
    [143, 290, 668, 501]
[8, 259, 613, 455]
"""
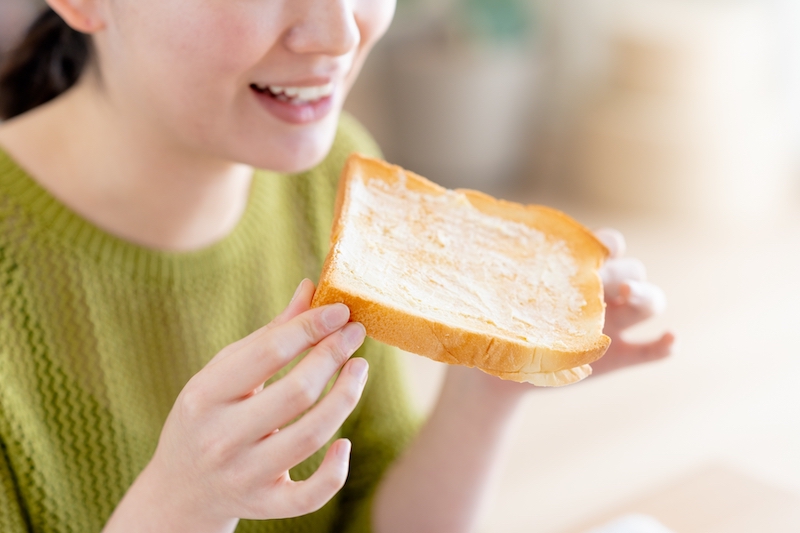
[0, 115, 418, 533]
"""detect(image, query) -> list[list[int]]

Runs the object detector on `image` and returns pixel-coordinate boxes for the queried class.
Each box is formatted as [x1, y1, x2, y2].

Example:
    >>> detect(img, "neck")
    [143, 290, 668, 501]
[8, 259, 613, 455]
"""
[0, 76, 254, 252]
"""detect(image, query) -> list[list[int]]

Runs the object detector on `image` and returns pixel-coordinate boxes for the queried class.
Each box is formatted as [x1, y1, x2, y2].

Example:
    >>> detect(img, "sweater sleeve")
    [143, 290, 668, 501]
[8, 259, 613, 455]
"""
[0, 439, 29, 533]
[333, 338, 421, 533]
[0, 244, 29, 532]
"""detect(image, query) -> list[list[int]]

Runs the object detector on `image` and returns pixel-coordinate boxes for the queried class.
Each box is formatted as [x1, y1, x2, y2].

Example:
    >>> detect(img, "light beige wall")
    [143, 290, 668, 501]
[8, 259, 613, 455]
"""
[530, 0, 800, 198]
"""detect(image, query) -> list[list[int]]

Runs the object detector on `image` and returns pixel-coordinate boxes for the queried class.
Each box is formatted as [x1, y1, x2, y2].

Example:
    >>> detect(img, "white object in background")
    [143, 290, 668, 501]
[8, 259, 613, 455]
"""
[574, 0, 793, 220]
[584, 514, 675, 533]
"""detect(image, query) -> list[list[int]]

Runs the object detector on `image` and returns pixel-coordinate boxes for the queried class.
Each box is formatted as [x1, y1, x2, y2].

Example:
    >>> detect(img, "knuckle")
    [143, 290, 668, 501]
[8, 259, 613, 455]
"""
[327, 469, 347, 494]
[263, 336, 291, 364]
[297, 429, 327, 454]
[326, 337, 350, 366]
[341, 383, 363, 407]
[603, 258, 625, 278]
[220, 462, 246, 488]
[305, 475, 343, 514]
[197, 432, 236, 467]
[177, 383, 208, 421]
[303, 314, 324, 343]
[286, 375, 318, 410]
[294, 489, 325, 515]
[603, 257, 622, 269]
[334, 378, 363, 408]
[626, 258, 647, 279]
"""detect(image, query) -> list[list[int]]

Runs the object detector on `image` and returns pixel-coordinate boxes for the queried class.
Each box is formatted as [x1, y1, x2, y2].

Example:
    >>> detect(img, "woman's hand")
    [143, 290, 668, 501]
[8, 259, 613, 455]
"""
[593, 228, 675, 376]
[449, 228, 675, 399]
[103, 279, 368, 533]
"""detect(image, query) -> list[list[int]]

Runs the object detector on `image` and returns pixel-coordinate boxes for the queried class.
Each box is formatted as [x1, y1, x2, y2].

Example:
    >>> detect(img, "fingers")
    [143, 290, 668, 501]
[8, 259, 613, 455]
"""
[592, 332, 676, 376]
[623, 280, 666, 316]
[236, 357, 366, 518]
[259, 357, 369, 476]
[619, 332, 674, 362]
[594, 227, 626, 258]
[605, 280, 667, 333]
[650, 332, 676, 358]
[270, 439, 352, 519]
[590, 228, 675, 380]
[601, 257, 647, 300]
[594, 228, 644, 301]
[239, 322, 367, 440]
[207, 302, 355, 402]
[596, 231, 668, 330]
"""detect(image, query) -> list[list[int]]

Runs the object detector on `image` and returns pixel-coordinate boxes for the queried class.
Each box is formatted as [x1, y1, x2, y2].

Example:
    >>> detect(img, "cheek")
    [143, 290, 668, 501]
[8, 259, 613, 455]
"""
[355, 0, 396, 46]
[344, 0, 394, 91]
[108, 1, 282, 123]
[152, 12, 269, 85]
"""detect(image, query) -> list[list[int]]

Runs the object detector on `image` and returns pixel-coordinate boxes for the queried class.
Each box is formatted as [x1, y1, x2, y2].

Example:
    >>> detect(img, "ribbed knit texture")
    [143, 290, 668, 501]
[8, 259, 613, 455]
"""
[0, 114, 419, 533]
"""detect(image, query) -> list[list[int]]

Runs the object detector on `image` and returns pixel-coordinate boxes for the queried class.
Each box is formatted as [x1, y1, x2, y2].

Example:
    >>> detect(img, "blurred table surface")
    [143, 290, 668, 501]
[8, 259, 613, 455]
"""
[560, 464, 800, 533]
[397, 194, 800, 533]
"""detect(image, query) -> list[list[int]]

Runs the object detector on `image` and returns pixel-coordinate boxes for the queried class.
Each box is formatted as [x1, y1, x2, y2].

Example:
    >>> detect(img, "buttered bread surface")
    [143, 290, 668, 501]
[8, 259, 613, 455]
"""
[313, 155, 610, 386]
[336, 172, 586, 349]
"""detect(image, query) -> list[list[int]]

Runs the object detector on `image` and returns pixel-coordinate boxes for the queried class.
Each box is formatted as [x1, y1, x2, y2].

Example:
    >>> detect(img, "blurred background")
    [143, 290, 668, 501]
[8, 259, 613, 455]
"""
[2, 0, 799, 531]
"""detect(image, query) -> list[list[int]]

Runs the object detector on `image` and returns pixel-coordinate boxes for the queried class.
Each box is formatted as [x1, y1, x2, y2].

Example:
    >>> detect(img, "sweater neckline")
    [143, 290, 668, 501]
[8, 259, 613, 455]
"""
[0, 146, 271, 282]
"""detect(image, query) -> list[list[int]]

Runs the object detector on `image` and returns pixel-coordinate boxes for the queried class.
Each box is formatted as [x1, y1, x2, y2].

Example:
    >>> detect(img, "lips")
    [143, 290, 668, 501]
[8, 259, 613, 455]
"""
[250, 81, 337, 124]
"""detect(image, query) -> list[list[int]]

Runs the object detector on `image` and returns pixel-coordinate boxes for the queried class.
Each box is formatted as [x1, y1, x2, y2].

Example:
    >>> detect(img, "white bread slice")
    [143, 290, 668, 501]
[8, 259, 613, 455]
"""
[311, 154, 611, 386]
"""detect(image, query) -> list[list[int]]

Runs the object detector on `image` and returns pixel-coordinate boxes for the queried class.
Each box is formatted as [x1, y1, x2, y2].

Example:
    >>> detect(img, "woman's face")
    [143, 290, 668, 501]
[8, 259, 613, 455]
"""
[93, 0, 395, 172]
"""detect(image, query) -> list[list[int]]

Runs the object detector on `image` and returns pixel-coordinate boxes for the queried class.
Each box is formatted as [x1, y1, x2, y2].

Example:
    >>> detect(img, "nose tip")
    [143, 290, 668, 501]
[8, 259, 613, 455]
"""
[284, 4, 360, 57]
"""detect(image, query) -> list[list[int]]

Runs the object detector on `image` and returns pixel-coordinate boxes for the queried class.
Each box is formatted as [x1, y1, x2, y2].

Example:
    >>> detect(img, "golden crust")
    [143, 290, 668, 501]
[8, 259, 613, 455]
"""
[312, 154, 611, 386]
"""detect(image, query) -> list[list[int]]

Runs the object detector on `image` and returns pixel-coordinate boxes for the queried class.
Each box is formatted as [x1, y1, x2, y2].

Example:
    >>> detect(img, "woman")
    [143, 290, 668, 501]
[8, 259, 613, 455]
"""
[0, 1, 674, 531]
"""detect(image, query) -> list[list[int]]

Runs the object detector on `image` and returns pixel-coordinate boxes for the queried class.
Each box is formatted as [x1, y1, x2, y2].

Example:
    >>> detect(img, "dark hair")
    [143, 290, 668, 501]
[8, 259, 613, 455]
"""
[0, 8, 90, 120]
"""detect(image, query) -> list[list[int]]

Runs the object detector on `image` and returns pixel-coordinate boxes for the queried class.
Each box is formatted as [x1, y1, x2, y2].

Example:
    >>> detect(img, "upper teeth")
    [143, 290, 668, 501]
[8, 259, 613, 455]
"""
[263, 83, 335, 102]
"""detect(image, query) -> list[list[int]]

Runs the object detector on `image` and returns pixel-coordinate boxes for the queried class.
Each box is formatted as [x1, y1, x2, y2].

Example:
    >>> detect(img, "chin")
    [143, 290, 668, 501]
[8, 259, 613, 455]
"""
[273, 140, 335, 174]
[229, 114, 340, 174]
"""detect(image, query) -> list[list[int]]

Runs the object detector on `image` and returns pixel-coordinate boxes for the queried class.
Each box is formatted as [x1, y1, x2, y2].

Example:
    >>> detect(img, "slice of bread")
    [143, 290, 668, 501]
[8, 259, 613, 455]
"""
[311, 154, 610, 386]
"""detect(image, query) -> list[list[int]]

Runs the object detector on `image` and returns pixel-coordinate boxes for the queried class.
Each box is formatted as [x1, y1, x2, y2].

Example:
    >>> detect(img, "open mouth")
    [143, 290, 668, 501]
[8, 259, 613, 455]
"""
[250, 82, 335, 105]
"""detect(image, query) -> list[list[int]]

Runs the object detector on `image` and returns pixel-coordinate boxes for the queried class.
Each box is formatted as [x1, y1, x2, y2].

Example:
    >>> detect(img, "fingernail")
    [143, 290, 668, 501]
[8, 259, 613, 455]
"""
[322, 304, 350, 329]
[627, 280, 667, 314]
[337, 439, 352, 459]
[624, 280, 648, 306]
[626, 279, 644, 294]
[290, 279, 306, 304]
[341, 322, 366, 353]
[596, 228, 625, 258]
[348, 357, 369, 384]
